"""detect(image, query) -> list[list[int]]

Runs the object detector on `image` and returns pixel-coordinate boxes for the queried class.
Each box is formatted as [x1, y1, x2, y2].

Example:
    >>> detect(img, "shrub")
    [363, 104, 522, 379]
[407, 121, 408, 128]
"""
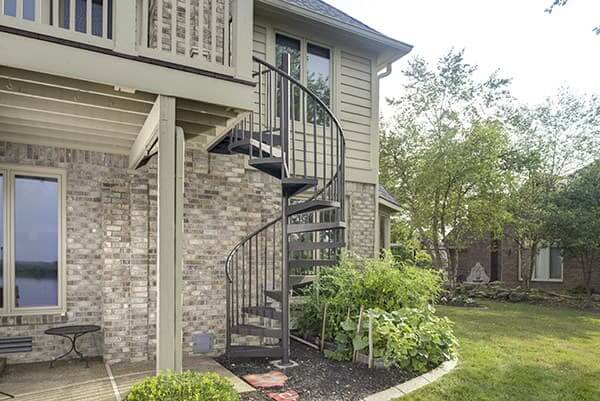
[125, 371, 240, 401]
[332, 306, 458, 373]
[296, 252, 443, 342]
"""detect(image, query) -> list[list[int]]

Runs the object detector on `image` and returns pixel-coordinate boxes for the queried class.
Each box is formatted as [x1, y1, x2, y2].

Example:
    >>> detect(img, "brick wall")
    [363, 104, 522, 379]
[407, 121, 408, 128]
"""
[346, 182, 377, 258]
[0, 141, 377, 364]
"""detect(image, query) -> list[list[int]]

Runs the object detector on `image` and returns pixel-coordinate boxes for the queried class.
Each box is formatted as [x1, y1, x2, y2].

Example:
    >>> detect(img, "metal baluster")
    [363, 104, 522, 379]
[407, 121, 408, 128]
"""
[322, 117, 326, 199]
[235, 251, 239, 326]
[249, 237, 252, 309]
[242, 242, 245, 324]
[330, 118, 334, 200]
[313, 108, 317, 195]
[291, 85, 296, 176]
[269, 71, 274, 156]
[302, 91, 307, 178]
[255, 231, 259, 308]
[258, 63, 263, 158]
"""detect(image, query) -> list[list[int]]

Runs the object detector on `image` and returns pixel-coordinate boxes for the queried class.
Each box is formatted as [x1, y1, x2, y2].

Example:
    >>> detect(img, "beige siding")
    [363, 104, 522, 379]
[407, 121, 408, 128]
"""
[254, 24, 268, 60]
[340, 51, 374, 180]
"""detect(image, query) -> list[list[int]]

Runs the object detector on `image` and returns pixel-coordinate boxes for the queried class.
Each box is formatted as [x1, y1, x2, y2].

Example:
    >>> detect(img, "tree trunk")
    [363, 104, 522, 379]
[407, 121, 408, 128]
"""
[526, 241, 539, 290]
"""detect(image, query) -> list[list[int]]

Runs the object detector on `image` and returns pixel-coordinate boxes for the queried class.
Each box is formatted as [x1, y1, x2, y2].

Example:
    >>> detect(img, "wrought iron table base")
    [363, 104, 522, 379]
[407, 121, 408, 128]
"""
[48, 333, 90, 368]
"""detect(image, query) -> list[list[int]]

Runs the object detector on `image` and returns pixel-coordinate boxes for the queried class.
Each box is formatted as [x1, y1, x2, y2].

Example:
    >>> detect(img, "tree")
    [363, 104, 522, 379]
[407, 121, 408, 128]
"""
[506, 88, 600, 288]
[380, 50, 513, 286]
[546, 1, 600, 34]
[546, 161, 600, 300]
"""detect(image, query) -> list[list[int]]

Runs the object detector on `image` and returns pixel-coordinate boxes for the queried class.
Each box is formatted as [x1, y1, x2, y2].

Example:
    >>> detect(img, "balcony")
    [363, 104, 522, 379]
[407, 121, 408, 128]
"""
[0, 0, 254, 109]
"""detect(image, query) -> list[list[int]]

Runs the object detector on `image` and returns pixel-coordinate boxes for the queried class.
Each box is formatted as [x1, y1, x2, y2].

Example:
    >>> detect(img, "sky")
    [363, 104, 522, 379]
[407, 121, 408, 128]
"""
[326, 0, 600, 116]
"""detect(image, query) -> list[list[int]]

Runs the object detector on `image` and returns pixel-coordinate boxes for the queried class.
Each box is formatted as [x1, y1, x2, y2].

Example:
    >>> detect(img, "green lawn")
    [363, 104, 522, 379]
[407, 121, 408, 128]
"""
[400, 302, 600, 401]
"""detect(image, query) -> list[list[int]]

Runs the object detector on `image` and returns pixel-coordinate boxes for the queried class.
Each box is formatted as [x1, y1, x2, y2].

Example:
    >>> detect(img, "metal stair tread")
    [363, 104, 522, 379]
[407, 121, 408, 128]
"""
[282, 177, 318, 197]
[242, 306, 282, 320]
[248, 157, 283, 179]
[231, 324, 282, 339]
[287, 221, 347, 234]
[289, 259, 337, 269]
[289, 240, 346, 252]
[228, 345, 282, 358]
[287, 199, 340, 216]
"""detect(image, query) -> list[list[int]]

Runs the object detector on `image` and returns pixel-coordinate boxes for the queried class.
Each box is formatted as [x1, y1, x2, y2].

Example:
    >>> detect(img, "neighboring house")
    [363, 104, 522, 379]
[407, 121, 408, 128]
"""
[377, 185, 401, 251]
[456, 236, 600, 290]
[0, 0, 412, 369]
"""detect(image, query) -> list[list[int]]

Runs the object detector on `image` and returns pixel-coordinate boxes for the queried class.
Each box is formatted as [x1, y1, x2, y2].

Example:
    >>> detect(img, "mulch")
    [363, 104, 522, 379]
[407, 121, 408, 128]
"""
[220, 341, 414, 401]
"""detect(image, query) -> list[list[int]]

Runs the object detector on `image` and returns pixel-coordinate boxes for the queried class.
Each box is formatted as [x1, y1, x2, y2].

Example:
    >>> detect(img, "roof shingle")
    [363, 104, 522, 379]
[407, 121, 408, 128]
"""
[279, 0, 382, 35]
[379, 185, 401, 208]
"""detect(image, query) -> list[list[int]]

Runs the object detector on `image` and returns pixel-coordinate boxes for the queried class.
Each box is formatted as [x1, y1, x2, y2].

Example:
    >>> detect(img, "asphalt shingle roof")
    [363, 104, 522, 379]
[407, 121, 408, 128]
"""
[379, 185, 401, 208]
[280, 0, 382, 35]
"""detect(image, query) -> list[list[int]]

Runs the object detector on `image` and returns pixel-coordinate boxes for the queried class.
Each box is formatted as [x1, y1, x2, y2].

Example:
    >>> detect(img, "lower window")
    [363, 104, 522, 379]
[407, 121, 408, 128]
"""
[520, 246, 563, 282]
[0, 166, 65, 315]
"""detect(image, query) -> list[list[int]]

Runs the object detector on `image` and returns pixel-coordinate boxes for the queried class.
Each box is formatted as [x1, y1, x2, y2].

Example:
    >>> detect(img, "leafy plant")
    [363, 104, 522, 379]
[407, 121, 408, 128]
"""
[336, 306, 458, 373]
[125, 371, 240, 401]
[296, 252, 443, 343]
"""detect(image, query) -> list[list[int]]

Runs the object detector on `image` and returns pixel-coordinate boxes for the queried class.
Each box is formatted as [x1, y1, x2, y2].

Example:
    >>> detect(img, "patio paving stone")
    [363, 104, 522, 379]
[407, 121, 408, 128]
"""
[243, 371, 289, 389]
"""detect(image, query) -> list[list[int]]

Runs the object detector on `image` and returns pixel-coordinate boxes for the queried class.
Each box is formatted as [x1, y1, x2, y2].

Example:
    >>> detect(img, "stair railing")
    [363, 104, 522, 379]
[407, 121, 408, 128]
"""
[225, 53, 346, 361]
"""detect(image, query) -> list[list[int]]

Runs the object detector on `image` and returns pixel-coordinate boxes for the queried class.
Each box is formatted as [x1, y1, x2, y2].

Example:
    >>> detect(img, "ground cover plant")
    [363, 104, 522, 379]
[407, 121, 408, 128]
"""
[125, 371, 240, 401]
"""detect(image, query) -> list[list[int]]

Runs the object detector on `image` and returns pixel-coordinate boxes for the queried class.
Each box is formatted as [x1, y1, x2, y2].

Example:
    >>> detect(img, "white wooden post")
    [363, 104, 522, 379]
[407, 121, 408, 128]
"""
[231, 0, 253, 81]
[156, 95, 184, 373]
[113, 0, 137, 54]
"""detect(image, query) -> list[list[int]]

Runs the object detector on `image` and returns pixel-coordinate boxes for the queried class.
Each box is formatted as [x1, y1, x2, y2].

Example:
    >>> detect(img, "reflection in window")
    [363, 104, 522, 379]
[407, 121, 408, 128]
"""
[0, 174, 3, 309]
[276, 34, 301, 120]
[75, 0, 86, 33]
[14, 176, 59, 308]
[307, 43, 331, 124]
[4, 0, 16, 17]
[23, 0, 35, 20]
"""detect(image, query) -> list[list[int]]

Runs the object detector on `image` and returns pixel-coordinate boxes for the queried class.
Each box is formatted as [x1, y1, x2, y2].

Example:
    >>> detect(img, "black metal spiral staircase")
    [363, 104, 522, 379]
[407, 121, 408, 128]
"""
[209, 54, 346, 364]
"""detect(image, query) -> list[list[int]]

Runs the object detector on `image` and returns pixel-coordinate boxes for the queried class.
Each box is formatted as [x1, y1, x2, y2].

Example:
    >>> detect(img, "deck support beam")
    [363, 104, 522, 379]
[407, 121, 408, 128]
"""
[156, 95, 185, 373]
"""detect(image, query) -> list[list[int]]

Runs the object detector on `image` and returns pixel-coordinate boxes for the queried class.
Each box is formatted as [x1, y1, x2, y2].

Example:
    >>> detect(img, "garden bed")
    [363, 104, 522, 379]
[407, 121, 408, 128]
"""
[219, 341, 415, 401]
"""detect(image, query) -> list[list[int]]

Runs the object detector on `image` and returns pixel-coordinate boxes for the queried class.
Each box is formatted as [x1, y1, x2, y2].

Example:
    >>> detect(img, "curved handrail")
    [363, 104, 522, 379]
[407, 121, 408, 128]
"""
[252, 56, 346, 148]
[224, 57, 347, 285]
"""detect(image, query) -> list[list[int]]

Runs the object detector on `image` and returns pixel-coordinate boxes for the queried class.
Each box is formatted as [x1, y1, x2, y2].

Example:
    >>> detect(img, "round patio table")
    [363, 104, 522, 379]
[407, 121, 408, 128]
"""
[44, 325, 100, 368]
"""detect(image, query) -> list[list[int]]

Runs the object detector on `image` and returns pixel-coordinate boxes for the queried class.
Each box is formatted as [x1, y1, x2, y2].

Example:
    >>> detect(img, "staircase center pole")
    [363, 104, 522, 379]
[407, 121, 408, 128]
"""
[281, 53, 291, 364]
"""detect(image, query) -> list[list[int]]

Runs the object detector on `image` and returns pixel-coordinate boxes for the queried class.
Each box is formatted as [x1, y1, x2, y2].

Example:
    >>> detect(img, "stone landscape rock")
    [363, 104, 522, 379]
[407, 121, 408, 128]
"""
[508, 292, 529, 302]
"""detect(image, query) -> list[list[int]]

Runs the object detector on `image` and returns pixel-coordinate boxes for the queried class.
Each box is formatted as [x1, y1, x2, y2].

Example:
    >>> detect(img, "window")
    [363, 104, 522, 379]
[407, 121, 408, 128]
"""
[519, 246, 563, 282]
[275, 34, 332, 123]
[0, 166, 65, 315]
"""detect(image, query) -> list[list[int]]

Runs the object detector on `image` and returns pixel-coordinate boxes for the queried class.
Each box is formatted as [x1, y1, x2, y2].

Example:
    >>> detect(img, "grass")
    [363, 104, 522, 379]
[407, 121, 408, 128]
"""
[399, 301, 600, 401]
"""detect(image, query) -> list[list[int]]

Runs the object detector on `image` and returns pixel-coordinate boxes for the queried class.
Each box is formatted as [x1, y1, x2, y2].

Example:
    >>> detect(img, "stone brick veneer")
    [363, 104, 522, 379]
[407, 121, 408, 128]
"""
[0, 141, 377, 364]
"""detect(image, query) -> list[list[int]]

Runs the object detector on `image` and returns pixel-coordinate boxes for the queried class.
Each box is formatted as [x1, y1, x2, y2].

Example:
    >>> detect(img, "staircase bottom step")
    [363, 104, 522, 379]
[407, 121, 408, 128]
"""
[228, 345, 282, 358]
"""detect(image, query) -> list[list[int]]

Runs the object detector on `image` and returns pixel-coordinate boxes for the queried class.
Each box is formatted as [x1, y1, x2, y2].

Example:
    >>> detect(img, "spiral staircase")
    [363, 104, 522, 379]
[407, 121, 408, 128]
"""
[208, 54, 346, 364]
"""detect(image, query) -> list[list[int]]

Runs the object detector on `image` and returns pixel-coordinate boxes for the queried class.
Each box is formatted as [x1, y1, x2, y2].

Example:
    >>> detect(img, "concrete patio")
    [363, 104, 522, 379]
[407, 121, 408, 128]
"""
[0, 356, 254, 401]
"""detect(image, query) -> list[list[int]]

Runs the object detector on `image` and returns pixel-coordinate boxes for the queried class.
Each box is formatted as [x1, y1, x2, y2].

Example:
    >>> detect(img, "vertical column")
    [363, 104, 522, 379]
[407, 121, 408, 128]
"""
[231, 0, 253, 81]
[280, 54, 291, 365]
[156, 95, 184, 373]
[113, 0, 137, 54]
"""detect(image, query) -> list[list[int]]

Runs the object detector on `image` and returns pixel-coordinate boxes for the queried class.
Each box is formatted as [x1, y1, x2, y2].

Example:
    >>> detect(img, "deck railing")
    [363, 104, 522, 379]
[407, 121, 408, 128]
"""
[0, 0, 252, 79]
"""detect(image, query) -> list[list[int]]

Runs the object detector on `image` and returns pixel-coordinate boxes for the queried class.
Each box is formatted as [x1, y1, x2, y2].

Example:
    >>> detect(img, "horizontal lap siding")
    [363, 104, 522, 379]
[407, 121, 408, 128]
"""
[340, 51, 373, 178]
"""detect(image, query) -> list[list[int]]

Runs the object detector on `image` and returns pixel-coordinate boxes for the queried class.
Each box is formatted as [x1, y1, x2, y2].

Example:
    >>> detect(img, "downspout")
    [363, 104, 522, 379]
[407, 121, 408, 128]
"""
[374, 63, 392, 256]
[377, 63, 393, 80]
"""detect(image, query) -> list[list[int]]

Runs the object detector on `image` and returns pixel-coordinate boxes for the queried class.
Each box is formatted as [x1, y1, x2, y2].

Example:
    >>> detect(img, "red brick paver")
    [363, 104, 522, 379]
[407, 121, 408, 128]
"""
[242, 371, 289, 389]
[267, 389, 300, 401]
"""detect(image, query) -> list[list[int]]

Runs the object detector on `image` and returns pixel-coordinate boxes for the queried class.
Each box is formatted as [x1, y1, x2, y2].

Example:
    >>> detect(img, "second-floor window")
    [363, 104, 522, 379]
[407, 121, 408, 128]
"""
[275, 33, 332, 124]
[2, 0, 113, 39]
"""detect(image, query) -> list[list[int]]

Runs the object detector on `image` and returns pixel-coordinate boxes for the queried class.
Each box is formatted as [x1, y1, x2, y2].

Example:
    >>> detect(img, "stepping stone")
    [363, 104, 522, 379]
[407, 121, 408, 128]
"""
[267, 389, 300, 401]
[243, 371, 288, 389]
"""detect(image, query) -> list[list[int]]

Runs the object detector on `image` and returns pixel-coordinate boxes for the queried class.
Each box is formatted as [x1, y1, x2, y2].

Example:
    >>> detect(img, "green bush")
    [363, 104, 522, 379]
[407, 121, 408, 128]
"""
[125, 371, 240, 401]
[333, 306, 458, 373]
[296, 252, 443, 342]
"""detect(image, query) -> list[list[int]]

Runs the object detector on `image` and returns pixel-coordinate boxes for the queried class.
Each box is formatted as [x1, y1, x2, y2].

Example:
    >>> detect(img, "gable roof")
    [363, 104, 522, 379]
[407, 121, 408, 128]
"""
[379, 185, 401, 211]
[280, 0, 381, 35]
[258, 0, 413, 64]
